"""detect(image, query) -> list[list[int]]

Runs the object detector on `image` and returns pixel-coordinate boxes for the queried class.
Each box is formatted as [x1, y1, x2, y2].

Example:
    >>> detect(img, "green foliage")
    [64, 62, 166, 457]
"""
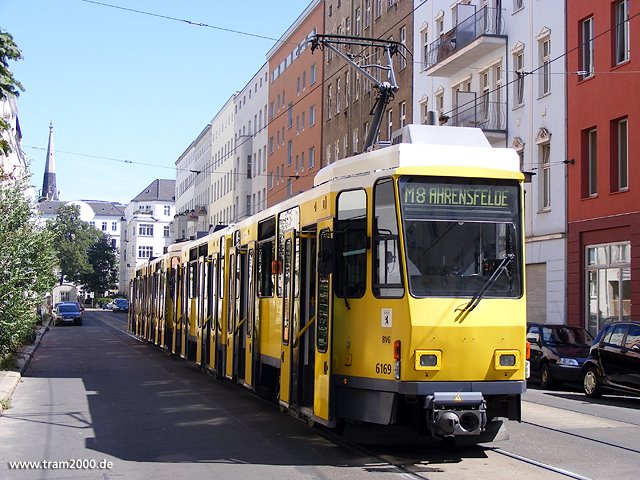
[1, 29, 24, 157]
[0, 173, 57, 358]
[47, 205, 99, 284]
[0, 29, 24, 100]
[80, 232, 118, 294]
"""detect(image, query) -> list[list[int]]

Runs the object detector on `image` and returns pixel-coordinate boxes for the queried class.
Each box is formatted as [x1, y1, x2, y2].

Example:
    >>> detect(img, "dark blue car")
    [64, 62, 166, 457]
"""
[53, 303, 82, 326]
[113, 298, 129, 313]
[526, 323, 593, 388]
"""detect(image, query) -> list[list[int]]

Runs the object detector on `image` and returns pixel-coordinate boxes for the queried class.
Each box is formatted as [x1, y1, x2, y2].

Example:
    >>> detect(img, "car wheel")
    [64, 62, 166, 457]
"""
[583, 367, 602, 398]
[540, 363, 557, 389]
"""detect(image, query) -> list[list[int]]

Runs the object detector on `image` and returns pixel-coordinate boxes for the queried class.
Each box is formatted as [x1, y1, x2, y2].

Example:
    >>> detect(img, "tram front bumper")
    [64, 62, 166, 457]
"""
[425, 392, 487, 437]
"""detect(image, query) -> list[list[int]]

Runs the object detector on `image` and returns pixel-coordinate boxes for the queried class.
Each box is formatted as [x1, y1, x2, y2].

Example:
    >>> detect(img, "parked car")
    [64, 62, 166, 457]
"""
[582, 321, 640, 398]
[526, 323, 593, 388]
[103, 302, 114, 310]
[53, 303, 82, 326]
[112, 298, 129, 312]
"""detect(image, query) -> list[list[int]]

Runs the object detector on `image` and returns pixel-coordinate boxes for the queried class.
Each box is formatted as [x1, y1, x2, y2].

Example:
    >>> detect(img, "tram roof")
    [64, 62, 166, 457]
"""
[314, 124, 519, 187]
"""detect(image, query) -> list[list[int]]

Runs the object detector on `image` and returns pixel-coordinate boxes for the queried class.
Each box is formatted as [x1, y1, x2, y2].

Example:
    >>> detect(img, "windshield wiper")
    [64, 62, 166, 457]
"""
[455, 253, 514, 320]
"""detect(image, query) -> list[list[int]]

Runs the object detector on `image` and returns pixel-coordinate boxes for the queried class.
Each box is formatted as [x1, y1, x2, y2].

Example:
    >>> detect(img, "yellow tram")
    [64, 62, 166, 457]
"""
[129, 124, 528, 441]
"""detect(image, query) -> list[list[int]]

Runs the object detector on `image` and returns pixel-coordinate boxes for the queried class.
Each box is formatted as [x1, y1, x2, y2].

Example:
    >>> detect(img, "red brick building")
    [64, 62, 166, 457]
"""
[266, 0, 324, 206]
[566, 0, 638, 335]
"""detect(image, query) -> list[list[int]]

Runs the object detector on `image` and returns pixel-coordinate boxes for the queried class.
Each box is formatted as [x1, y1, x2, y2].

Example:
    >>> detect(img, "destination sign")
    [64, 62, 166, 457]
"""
[402, 185, 512, 208]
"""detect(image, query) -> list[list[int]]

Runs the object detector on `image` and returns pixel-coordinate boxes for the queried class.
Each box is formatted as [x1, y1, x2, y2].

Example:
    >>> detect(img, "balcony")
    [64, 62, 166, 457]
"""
[449, 100, 507, 144]
[425, 6, 506, 77]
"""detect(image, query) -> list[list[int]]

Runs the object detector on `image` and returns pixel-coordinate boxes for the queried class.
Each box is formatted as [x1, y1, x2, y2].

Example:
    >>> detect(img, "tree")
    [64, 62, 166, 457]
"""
[47, 204, 99, 284]
[1, 29, 24, 157]
[80, 232, 118, 295]
[0, 173, 57, 357]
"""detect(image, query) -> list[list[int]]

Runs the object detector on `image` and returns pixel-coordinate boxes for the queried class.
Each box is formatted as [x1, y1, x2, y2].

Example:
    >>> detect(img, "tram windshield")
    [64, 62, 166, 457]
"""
[398, 177, 522, 298]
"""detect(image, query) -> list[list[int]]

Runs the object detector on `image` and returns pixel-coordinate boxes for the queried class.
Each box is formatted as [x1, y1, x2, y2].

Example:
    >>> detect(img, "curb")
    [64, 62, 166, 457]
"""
[0, 319, 50, 415]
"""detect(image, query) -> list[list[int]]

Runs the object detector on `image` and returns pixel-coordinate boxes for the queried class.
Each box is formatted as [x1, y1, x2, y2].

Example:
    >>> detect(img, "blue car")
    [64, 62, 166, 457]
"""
[112, 298, 129, 313]
[53, 303, 82, 326]
[526, 323, 593, 388]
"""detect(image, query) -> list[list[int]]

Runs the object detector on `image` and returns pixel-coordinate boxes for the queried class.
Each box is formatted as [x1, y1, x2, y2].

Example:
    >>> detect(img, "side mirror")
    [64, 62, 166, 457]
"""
[318, 236, 335, 275]
[526, 334, 541, 346]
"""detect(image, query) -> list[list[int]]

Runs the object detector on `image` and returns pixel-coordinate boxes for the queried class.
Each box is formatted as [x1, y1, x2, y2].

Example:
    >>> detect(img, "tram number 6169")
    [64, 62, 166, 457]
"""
[376, 363, 392, 375]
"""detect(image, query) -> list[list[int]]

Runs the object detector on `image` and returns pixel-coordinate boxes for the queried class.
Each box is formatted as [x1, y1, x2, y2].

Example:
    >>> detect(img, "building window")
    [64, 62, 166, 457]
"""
[615, 118, 628, 191]
[585, 128, 598, 197]
[309, 105, 316, 126]
[514, 51, 525, 106]
[287, 103, 293, 128]
[89, 221, 95, 228]
[327, 85, 333, 119]
[310, 64, 317, 85]
[365, 0, 371, 28]
[399, 26, 407, 70]
[246, 195, 251, 216]
[139, 224, 154, 236]
[580, 17, 594, 79]
[101, 221, 107, 231]
[539, 37, 551, 96]
[138, 246, 153, 258]
[308, 146, 315, 168]
[336, 78, 341, 114]
[399, 101, 406, 128]
[111, 221, 117, 231]
[614, 0, 630, 65]
[387, 109, 393, 140]
[514, 0, 524, 11]
[585, 242, 631, 335]
[163, 225, 170, 237]
[164, 205, 171, 216]
[540, 143, 551, 210]
[355, 7, 361, 35]
[287, 140, 293, 166]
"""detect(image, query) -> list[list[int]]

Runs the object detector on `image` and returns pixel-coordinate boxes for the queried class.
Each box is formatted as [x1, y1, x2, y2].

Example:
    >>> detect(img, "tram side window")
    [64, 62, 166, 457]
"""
[189, 261, 198, 298]
[373, 178, 403, 298]
[258, 216, 276, 297]
[335, 189, 367, 298]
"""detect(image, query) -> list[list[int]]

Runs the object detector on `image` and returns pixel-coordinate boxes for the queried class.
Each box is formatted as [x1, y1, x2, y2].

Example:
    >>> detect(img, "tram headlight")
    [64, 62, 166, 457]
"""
[494, 350, 520, 370]
[414, 350, 441, 371]
[499, 354, 516, 366]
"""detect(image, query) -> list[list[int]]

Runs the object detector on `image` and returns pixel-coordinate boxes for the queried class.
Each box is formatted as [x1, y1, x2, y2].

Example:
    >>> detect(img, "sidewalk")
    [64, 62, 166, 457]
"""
[0, 318, 50, 415]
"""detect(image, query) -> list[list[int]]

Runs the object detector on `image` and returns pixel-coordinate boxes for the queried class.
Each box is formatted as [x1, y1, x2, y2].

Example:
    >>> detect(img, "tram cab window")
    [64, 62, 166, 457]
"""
[373, 178, 403, 298]
[335, 189, 367, 298]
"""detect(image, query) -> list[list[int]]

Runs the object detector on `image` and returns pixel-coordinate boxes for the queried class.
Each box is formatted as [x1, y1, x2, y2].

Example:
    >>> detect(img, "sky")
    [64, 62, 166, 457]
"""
[1, 0, 309, 204]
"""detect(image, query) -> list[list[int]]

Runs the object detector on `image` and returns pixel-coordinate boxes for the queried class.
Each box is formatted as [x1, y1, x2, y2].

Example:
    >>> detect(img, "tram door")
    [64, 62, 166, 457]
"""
[203, 255, 215, 370]
[314, 223, 334, 423]
[232, 244, 248, 384]
[279, 229, 299, 408]
[217, 240, 228, 378]
[171, 259, 181, 356]
[243, 242, 257, 389]
[196, 255, 207, 366]
[225, 246, 238, 380]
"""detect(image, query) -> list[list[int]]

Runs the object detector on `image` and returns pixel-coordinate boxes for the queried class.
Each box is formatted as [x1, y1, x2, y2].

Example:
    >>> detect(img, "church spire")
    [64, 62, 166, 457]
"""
[41, 122, 58, 201]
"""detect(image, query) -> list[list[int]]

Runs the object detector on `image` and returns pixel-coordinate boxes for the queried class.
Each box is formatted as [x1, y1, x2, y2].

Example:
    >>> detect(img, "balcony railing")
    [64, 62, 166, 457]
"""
[425, 6, 505, 70]
[450, 100, 506, 132]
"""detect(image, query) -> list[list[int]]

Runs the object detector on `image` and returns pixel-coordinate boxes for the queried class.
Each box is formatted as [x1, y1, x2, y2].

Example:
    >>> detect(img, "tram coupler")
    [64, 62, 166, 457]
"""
[424, 392, 487, 437]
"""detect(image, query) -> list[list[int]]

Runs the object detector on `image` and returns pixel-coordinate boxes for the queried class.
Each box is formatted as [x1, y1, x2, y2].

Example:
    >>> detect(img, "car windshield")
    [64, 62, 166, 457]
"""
[541, 326, 592, 346]
[58, 304, 79, 313]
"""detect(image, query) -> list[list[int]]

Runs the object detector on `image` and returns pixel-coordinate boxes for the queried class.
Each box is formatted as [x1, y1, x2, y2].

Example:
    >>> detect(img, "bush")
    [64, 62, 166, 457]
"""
[0, 173, 57, 358]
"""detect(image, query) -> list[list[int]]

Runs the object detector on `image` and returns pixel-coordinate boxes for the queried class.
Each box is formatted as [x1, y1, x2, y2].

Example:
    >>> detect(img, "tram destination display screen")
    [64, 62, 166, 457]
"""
[399, 177, 519, 223]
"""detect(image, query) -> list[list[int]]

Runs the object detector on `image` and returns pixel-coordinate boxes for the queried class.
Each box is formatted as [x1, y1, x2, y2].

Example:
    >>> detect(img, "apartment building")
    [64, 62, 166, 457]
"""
[234, 63, 270, 220]
[323, 0, 414, 158]
[119, 179, 175, 291]
[566, 0, 637, 335]
[415, 0, 567, 324]
[265, 0, 324, 206]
